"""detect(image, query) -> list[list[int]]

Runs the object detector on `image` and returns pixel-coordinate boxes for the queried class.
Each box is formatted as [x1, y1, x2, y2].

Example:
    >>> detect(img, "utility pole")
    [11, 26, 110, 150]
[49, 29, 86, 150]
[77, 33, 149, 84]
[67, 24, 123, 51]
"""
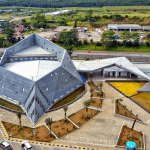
[13, 5, 16, 18]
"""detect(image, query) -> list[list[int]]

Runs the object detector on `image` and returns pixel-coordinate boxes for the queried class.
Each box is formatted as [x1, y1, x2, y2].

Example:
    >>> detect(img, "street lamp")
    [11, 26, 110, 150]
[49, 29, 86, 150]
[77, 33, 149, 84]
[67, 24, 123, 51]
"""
[139, 138, 142, 150]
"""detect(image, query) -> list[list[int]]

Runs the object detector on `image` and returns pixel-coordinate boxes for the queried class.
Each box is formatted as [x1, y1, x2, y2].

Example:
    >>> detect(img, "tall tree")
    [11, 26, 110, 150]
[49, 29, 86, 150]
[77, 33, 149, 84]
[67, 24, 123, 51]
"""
[5, 27, 15, 43]
[89, 72, 93, 82]
[101, 30, 115, 49]
[60, 29, 78, 56]
[45, 118, 53, 137]
[89, 88, 94, 101]
[130, 115, 138, 140]
[120, 31, 131, 40]
[83, 100, 91, 119]
[63, 105, 69, 121]
[16, 111, 22, 130]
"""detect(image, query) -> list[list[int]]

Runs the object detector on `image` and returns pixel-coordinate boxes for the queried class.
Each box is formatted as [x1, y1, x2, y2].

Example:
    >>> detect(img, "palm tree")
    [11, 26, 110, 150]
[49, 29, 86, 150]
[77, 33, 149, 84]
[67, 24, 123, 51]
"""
[83, 100, 91, 119]
[130, 115, 138, 140]
[97, 81, 103, 95]
[63, 105, 69, 121]
[116, 98, 123, 113]
[45, 118, 53, 137]
[89, 88, 94, 101]
[17, 111, 22, 130]
[89, 72, 93, 82]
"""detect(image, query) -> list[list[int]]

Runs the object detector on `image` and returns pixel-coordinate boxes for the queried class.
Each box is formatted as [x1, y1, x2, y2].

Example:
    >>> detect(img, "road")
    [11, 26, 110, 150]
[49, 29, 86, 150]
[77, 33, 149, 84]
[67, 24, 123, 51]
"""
[1, 47, 150, 61]
[74, 51, 150, 61]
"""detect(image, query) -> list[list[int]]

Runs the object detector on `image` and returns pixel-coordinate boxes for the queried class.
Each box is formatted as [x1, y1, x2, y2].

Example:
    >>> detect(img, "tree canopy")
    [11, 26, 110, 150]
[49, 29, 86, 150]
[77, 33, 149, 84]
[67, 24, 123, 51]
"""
[0, 0, 150, 8]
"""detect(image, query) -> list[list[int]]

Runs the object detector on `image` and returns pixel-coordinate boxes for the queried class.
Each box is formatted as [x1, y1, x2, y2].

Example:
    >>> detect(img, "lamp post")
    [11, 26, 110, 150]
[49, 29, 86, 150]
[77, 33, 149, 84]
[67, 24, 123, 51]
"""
[139, 138, 142, 150]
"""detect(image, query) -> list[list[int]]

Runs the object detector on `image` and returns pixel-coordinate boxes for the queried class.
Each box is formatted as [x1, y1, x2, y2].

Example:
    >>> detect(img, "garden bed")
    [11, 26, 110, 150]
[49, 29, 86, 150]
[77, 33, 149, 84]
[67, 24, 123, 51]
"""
[3, 122, 55, 142]
[115, 101, 142, 122]
[69, 108, 99, 127]
[117, 125, 144, 148]
[109, 81, 147, 96]
[0, 98, 23, 112]
[51, 85, 85, 109]
[131, 92, 150, 111]
[51, 119, 77, 138]
[90, 98, 102, 108]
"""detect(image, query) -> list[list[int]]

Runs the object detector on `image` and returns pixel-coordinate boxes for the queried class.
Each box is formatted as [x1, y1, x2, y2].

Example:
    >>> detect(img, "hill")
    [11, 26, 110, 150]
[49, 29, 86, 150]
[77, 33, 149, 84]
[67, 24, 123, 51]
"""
[0, 0, 150, 8]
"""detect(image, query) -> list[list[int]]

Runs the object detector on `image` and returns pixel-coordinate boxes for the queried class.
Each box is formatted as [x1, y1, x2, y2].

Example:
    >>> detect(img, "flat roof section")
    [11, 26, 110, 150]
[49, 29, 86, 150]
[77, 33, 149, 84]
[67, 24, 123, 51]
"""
[14, 45, 52, 56]
[3, 60, 61, 81]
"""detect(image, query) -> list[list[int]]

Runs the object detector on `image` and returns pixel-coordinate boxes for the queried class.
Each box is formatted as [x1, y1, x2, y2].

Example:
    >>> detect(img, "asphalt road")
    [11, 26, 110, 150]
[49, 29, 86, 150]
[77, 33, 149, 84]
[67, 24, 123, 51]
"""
[74, 51, 150, 61]
[1, 47, 150, 61]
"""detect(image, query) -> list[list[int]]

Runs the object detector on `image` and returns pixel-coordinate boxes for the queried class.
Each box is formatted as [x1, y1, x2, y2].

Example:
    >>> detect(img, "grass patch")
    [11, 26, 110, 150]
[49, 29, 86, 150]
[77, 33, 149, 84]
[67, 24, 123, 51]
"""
[132, 92, 150, 111]
[117, 125, 144, 148]
[109, 81, 147, 96]
[51, 85, 85, 109]
[0, 98, 23, 112]
[116, 101, 142, 122]
[56, 43, 150, 53]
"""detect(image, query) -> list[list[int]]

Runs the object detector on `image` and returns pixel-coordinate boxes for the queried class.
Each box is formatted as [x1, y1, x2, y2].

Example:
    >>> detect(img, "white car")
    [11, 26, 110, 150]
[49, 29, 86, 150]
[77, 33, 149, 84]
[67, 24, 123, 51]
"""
[21, 141, 34, 150]
[0, 141, 11, 150]
[71, 53, 77, 57]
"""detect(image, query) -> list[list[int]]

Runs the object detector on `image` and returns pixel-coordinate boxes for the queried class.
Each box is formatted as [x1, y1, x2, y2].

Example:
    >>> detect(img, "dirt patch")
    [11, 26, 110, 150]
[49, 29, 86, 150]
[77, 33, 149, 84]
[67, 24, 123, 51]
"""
[51, 119, 77, 138]
[116, 101, 142, 122]
[91, 98, 102, 108]
[117, 125, 144, 148]
[132, 92, 150, 111]
[69, 108, 99, 127]
[3, 122, 55, 142]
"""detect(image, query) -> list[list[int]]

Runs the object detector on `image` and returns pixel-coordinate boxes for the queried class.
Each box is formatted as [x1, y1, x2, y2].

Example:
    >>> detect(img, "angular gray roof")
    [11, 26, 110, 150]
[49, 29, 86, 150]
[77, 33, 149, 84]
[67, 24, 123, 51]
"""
[138, 82, 150, 92]
[0, 33, 83, 125]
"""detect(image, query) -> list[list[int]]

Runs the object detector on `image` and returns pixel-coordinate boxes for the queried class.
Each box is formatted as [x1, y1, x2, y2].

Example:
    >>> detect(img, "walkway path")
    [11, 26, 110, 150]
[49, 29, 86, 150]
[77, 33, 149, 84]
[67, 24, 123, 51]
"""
[54, 82, 150, 149]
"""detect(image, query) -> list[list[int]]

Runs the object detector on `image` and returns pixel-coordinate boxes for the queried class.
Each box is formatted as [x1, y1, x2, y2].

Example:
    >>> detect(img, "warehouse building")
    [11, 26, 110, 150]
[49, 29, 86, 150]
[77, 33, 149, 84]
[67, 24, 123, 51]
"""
[108, 24, 142, 32]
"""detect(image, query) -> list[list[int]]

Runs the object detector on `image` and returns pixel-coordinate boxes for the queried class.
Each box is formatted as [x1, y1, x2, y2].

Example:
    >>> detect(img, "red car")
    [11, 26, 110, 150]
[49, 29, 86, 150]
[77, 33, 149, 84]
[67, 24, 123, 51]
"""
[87, 51, 92, 53]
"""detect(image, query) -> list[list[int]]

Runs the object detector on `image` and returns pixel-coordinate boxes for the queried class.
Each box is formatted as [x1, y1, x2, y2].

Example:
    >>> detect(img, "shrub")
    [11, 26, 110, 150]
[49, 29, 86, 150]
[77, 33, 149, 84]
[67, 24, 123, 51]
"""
[96, 42, 101, 46]
[78, 40, 82, 46]
[126, 41, 133, 47]
[83, 39, 88, 44]
[52, 37, 56, 43]
[146, 40, 150, 46]
[90, 39, 93, 43]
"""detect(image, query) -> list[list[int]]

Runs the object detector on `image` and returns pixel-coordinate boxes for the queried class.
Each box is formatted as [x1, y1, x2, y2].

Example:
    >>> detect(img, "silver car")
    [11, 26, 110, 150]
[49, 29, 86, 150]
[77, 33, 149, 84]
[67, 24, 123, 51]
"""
[0, 141, 11, 150]
[21, 141, 34, 150]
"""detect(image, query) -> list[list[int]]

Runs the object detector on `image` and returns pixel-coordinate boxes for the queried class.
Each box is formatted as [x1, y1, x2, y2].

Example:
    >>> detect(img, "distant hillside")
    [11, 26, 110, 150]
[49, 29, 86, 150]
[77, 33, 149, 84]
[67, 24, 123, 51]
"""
[0, 0, 150, 8]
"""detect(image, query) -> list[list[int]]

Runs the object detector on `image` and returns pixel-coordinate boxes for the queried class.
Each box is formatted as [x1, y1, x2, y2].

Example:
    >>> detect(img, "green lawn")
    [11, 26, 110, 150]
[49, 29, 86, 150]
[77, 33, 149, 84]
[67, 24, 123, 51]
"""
[56, 42, 150, 53]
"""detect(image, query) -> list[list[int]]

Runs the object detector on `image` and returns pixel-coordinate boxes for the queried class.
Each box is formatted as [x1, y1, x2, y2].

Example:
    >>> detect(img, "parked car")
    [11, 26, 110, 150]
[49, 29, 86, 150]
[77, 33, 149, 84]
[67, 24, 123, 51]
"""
[0, 141, 11, 150]
[21, 141, 34, 150]
[71, 53, 77, 57]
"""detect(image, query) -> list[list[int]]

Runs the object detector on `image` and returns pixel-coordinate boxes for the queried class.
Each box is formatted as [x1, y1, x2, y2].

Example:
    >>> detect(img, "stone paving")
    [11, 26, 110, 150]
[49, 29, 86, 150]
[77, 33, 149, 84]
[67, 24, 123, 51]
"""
[54, 82, 150, 149]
